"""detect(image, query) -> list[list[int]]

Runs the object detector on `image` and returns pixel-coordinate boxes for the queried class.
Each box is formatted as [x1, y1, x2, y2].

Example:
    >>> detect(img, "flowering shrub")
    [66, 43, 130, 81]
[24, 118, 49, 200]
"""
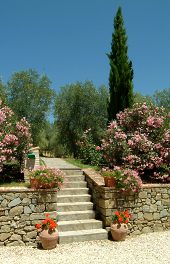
[112, 210, 131, 224]
[100, 103, 170, 182]
[77, 129, 103, 166]
[101, 167, 142, 192]
[0, 98, 32, 172]
[113, 167, 142, 192]
[35, 213, 57, 233]
[28, 166, 64, 189]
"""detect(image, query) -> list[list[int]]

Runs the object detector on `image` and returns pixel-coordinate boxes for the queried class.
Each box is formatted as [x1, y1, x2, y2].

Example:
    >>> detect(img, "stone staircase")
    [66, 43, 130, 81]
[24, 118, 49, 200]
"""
[57, 168, 108, 244]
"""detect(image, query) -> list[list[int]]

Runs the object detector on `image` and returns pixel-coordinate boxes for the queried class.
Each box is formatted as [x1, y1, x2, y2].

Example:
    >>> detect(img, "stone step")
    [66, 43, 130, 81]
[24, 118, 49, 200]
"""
[59, 188, 89, 195]
[63, 181, 87, 188]
[57, 210, 95, 221]
[64, 175, 85, 181]
[58, 219, 103, 232]
[57, 202, 93, 212]
[59, 229, 108, 244]
[57, 194, 91, 203]
[61, 169, 83, 175]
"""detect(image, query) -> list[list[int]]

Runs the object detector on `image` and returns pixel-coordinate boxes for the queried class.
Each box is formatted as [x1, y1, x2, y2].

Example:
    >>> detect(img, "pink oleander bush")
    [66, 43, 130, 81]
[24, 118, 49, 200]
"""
[99, 103, 170, 183]
[0, 98, 32, 172]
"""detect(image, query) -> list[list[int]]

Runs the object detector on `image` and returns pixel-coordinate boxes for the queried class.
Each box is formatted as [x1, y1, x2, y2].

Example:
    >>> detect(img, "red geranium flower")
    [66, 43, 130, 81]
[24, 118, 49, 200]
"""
[112, 209, 131, 224]
[35, 213, 58, 232]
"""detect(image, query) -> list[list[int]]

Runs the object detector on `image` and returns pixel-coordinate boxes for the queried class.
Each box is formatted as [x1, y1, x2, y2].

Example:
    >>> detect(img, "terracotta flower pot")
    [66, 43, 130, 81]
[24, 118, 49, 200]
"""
[104, 176, 116, 187]
[30, 178, 40, 189]
[110, 223, 128, 241]
[39, 229, 59, 249]
[30, 178, 56, 189]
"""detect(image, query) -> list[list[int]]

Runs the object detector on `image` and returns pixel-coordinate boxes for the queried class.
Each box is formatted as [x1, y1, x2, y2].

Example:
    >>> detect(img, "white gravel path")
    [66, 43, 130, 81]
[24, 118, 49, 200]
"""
[0, 231, 170, 264]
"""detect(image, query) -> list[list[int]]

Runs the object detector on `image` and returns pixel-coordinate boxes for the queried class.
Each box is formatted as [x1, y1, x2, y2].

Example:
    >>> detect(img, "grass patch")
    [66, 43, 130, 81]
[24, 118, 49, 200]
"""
[40, 158, 46, 166]
[0, 181, 29, 188]
[64, 158, 100, 171]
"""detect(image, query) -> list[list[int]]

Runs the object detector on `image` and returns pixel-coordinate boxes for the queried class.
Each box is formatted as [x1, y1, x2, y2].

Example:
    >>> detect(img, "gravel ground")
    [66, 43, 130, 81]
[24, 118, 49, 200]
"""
[0, 231, 170, 264]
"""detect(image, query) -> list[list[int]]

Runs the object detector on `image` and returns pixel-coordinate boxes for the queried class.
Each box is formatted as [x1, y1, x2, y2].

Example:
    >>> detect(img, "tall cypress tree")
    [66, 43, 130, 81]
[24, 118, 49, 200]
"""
[108, 7, 134, 121]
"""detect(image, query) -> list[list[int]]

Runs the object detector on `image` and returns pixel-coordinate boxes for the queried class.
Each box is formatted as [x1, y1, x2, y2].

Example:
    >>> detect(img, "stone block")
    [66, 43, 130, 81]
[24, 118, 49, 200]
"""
[153, 224, 163, 232]
[16, 230, 26, 235]
[162, 200, 170, 206]
[4, 193, 15, 200]
[139, 191, 147, 199]
[0, 233, 11, 242]
[8, 198, 22, 207]
[46, 203, 57, 211]
[1, 199, 8, 208]
[0, 216, 10, 222]
[24, 226, 35, 232]
[22, 198, 31, 204]
[26, 231, 37, 239]
[36, 193, 57, 203]
[144, 213, 153, 221]
[155, 194, 161, 201]
[150, 204, 157, 212]
[7, 240, 25, 246]
[30, 213, 45, 220]
[31, 198, 37, 204]
[24, 206, 32, 214]
[10, 221, 18, 228]
[19, 193, 28, 199]
[30, 204, 36, 212]
[162, 194, 169, 199]
[1, 225, 10, 232]
[20, 214, 30, 221]
[155, 200, 161, 206]
[160, 209, 168, 218]
[132, 230, 141, 235]
[9, 206, 23, 216]
[35, 204, 46, 213]
[137, 212, 144, 219]
[103, 216, 112, 227]
[10, 234, 22, 241]
[142, 226, 152, 233]
[145, 198, 151, 205]
[143, 205, 150, 212]
[153, 213, 160, 220]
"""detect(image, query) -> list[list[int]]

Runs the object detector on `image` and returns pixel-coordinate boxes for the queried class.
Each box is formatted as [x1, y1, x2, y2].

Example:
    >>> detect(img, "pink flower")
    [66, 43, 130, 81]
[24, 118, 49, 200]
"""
[96, 146, 101, 151]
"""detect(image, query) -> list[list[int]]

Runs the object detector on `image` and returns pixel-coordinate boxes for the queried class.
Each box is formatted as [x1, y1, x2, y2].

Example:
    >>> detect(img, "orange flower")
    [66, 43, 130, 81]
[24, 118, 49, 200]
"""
[118, 216, 123, 223]
[35, 223, 41, 229]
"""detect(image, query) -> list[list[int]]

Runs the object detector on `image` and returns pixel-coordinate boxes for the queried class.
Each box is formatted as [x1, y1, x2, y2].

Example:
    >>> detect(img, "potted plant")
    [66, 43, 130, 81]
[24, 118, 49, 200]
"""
[35, 213, 58, 249]
[28, 166, 64, 189]
[101, 170, 116, 187]
[110, 209, 131, 241]
[102, 167, 142, 192]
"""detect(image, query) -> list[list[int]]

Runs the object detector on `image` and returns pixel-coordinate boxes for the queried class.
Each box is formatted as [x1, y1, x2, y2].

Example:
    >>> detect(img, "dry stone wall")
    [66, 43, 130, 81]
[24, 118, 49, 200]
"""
[0, 188, 58, 246]
[83, 169, 170, 235]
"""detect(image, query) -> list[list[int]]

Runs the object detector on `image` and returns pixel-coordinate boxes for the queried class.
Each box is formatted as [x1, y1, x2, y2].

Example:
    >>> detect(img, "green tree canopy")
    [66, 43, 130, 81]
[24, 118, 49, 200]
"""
[7, 69, 54, 145]
[133, 92, 153, 105]
[108, 7, 134, 121]
[0, 79, 7, 103]
[54, 81, 109, 157]
[152, 88, 170, 111]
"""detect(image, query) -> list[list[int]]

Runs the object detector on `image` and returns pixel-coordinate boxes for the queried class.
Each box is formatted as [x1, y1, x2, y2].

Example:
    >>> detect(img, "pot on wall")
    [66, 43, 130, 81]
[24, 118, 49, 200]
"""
[104, 176, 116, 187]
[110, 223, 128, 241]
[39, 229, 59, 250]
[30, 178, 56, 189]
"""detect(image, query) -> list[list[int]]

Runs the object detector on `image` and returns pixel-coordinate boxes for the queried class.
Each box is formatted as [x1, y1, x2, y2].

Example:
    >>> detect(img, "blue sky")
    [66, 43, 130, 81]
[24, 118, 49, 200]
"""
[0, 0, 170, 95]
